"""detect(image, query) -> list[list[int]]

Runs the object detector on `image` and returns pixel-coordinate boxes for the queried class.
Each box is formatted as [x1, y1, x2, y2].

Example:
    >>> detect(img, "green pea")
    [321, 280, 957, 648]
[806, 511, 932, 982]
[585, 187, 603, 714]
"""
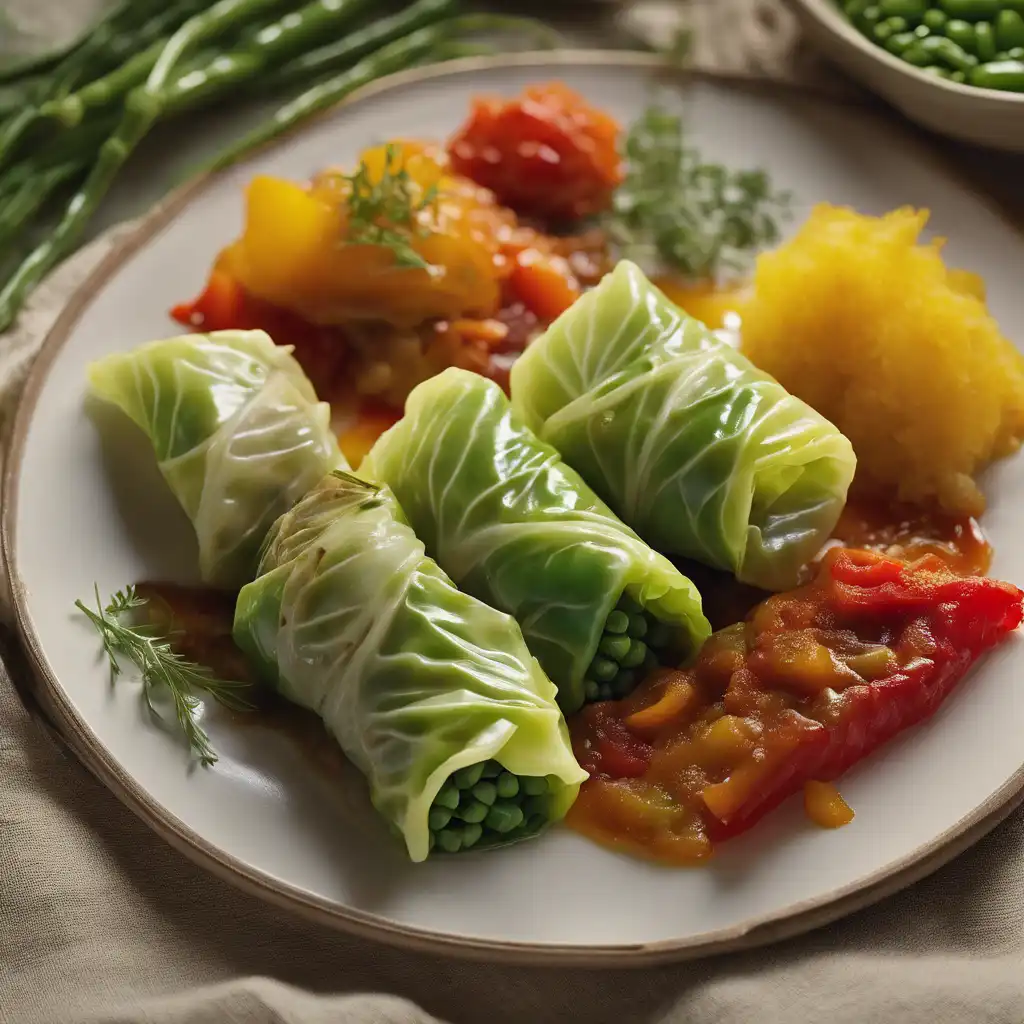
[903, 35, 978, 69]
[456, 799, 488, 824]
[879, 0, 927, 19]
[621, 639, 648, 669]
[844, 0, 872, 17]
[471, 781, 498, 806]
[873, 19, 896, 39]
[428, 831, 436, 852]
[1009, 45, 1024, 58]
[996, 10, 1024, 50]
[453, 762, 484, 790]
[428, 806, 452, 831]
[627, 614, 648, 639]
[522, 776, 549, 796]
[886, 29, 920, 52]
[605, 610, 629, 634]
[590, 656, 618, 682]
[975, 21, 997, 60]
[434, 783, 460, 810]
[884, 14, 910, 32]
[938, 0, 1000, 20]
[461, 823, 483, 849]
[913, 23, 931, 37]
[922, 7, 948, 29]
[950, 68, 967, 80]
[921, 63, 953, 77]
[480, 760, 502, 779]
[944, 18, 978, 51]
[969, 58, 1024, 89]
[496, 771, 520, 799]
[435, 828, 463, 853]
[643, 647, 659, 671]
[617, 592, 642, 614]
[485, 802, 525, 833]
[647, 621, 672, 650]
[584, 679, 600, 701]
[599, 634, 632, 660]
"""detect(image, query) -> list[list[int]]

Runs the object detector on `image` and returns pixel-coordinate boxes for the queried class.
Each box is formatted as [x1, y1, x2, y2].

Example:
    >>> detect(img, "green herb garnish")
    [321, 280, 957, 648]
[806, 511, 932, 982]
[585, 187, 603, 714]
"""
[607, 104, 791, 281]
[340, 142, 440, 271]
[76, 584, 251, 767]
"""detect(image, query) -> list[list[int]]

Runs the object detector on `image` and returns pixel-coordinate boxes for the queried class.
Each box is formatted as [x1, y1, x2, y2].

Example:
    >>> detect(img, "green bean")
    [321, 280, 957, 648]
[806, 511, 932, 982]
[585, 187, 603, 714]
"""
[879, 0, 927, 19]
[996, 9, 1024, 48]
[975, 21, 998, 60]
[969, 57, 1024, 88]
[0, 162, 82, 254]
[902, 34, 979, 69]
[944, 18, 978, 51]
[264, 0, 458, 89]
[0, 0, 285, 331]
[884, 29, 917, 52]
[161, 0, 378, 117]
[938, 0, 1001, 19]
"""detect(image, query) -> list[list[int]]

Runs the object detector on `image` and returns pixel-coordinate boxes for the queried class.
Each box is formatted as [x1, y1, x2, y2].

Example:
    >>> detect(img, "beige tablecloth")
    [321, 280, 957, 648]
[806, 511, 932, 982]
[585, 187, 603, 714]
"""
[2, 3, 1024, 1022]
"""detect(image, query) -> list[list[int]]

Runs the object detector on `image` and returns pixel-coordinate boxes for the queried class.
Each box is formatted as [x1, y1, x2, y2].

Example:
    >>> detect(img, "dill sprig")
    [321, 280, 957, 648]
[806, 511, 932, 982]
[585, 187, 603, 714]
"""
[607, 104, 791, 281]
[76, 584, 252, 767]
[341, 143, 439, 271]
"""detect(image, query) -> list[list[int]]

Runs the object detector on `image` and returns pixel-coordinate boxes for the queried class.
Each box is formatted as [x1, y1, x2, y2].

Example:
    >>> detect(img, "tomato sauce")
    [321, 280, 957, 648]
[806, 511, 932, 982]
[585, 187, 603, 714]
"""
[566, 548, 1022, 865]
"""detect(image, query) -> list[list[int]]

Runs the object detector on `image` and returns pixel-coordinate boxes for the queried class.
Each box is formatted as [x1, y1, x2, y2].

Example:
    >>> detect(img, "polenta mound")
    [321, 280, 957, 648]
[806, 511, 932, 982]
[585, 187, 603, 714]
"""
[741, 205, 1024, 516]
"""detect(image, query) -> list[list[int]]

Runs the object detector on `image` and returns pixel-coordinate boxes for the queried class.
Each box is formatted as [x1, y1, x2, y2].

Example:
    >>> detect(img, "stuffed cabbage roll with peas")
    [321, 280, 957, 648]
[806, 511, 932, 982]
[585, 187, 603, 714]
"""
[510, 261, 857, 592]
[88, 329, 342, 589]
[233, 471, 586, 862]
[361, 368, 710, 714]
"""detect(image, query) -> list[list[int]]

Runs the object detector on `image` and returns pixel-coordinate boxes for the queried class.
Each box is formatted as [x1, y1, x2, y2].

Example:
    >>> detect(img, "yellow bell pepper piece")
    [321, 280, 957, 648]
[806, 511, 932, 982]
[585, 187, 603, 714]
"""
[227, 142, 507, 328]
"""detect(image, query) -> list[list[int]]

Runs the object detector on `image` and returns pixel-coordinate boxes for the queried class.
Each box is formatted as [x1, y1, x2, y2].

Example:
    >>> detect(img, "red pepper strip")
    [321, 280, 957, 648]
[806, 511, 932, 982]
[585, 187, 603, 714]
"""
[705, 555, 1023, 841]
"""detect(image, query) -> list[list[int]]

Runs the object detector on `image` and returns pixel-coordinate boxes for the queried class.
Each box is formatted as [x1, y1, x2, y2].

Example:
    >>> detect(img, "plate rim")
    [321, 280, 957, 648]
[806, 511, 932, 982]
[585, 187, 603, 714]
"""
[3, 49, 1024, 967]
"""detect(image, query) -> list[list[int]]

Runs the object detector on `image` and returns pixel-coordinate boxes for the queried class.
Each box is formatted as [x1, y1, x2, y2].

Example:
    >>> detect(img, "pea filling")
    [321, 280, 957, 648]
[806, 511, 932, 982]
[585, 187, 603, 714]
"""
[427, 760, 551, 854]
[583, 592, 674, 703]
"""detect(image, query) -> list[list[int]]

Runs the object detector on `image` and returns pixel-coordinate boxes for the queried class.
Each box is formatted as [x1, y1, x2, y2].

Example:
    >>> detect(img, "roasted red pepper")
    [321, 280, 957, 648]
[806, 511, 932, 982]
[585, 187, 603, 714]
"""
[447, 82, 624, 222]
[567, 549, 1023, 863]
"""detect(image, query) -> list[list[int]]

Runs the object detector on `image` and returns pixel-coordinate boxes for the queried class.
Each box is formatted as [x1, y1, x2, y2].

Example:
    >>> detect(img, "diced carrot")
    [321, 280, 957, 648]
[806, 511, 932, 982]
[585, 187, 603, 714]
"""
[510, 248, 580, 321]
[803, 781, 855, 829]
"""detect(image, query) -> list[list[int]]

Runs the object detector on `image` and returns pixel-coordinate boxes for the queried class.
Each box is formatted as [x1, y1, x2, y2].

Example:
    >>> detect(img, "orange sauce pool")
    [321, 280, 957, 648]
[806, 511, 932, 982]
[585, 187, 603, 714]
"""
[653, 277, 749, 338]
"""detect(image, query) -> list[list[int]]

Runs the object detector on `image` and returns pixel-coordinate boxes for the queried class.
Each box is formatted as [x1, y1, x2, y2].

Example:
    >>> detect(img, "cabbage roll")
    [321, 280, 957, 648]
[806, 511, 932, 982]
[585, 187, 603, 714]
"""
[88, 329, 341, 588]
[233, 471, 586, 862]
[510, 261, 857, 591]
[362, 368, 710, 713]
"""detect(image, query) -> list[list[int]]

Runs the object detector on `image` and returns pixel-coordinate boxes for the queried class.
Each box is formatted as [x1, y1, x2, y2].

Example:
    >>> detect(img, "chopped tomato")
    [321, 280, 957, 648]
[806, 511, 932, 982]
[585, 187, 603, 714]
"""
[567, 548, 1023, 864]
[447, 82, 623, 222]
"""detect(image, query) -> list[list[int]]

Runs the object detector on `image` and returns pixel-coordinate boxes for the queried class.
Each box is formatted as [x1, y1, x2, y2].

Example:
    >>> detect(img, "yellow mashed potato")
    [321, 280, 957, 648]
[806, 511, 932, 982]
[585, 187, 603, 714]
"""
[741, 205, 1024, 515]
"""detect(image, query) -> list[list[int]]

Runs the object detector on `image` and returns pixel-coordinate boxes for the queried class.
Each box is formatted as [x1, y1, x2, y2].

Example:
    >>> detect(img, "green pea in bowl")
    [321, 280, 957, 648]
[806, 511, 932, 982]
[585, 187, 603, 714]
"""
[788, 0, 1024, 152]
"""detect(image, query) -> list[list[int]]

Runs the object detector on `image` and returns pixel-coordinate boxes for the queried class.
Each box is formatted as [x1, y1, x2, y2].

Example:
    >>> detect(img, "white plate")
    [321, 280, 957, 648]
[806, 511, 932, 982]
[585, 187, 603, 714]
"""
[4, 54, 1024, 966]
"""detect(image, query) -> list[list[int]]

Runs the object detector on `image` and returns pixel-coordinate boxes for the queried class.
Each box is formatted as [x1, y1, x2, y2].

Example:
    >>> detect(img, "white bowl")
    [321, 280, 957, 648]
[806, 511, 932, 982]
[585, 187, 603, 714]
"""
[787, 0, 1024, 152]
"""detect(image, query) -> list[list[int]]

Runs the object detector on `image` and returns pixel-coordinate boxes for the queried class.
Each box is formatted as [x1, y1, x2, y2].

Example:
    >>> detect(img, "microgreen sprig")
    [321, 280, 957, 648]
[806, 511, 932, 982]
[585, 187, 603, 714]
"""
[341, 142, 440, 271]
[607, 104, 792, 281]
[76, 584, 251, 767]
